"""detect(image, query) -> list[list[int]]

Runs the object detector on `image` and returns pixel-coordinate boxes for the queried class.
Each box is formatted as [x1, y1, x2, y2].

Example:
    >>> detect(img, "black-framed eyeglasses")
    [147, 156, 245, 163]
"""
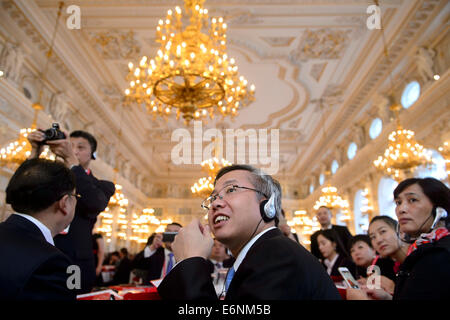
[201, 184, 267, 210]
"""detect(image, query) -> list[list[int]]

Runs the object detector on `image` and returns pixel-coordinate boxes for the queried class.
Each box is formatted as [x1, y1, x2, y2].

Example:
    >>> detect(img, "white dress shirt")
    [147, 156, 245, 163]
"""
[13, 213, 54, 246]
[324, 253, 339, 275]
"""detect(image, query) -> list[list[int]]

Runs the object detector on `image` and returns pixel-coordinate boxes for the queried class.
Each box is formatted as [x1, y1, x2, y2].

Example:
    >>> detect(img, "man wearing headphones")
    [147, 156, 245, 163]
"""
[28, 129, 115, 294]
[157, 164, 340, 300]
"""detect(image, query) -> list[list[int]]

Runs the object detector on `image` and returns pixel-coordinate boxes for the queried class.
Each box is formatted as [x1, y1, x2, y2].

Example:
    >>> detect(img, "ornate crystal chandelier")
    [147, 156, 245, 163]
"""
[124, 0, 255, 124]
[0, 108, 57, 167]
[373, 101, 432, 181]
[130, 208, 161, 243]
[191, 157, 232, 198]
[96, 183, 129, 243]
[372, 3, 432, 181]
[438, 141, 449, 177]
[313, 185, 350, 212]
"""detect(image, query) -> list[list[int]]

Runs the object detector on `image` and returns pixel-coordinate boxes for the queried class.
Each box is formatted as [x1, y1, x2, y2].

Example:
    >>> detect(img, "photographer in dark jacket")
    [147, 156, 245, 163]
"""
[28, 127, 115, 294]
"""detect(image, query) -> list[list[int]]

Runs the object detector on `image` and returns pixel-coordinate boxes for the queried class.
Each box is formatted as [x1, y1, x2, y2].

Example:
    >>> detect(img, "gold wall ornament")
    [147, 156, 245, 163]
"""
[89, 30, 141, 60]
[124, 0, 255, 124]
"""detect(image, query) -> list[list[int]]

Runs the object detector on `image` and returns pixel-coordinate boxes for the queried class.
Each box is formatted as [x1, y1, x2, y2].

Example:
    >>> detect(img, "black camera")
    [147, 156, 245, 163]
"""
[39, 123, 66, 144]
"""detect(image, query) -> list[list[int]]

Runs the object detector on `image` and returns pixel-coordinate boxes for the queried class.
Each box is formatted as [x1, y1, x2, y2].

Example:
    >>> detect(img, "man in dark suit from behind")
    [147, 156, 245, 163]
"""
[158, 164, 340, 300]
[0, 158, 77, 300]
[310, 206, 353, 261]
[27, 129, 115, 294]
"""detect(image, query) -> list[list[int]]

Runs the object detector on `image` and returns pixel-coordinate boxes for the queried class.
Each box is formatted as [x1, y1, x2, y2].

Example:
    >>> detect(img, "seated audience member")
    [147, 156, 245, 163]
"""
[367, 216, 407, 293]
[157, 164, 341, 300]
[108, 251, 120, 267]
[348, 178, 450, 300]
[317, 229, 357, 278]
[207, 239, 231, 296]
[310, 206, 353, 260]
[0, 159, 77, 300]
[349, 234, 395, 275]
[132, 233, 156, 284]
[107, 248, 132, 285]
[131, 223, 182, 285]
[349, 235, 377, 278]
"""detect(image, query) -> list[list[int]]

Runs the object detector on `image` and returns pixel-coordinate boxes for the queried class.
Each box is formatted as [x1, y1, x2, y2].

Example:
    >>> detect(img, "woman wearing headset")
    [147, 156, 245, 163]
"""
[348, 177, 450, 300]
[391, 177, 450, 299]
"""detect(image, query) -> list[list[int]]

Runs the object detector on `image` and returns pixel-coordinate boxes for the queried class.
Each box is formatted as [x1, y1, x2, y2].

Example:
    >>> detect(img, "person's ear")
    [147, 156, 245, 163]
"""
[57, 194, 70, 216]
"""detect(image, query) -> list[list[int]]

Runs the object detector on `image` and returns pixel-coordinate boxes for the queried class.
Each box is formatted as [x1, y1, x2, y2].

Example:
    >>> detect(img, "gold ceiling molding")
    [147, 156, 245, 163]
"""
[310, 62, 328, 82]
[291, 28, 352, 61]
[220, 45, 303, 130]
[88, 30, 141, 60]
[36, 0, 404, 6]
[292, 0, 443, 177]
[260, 36, 295, 47]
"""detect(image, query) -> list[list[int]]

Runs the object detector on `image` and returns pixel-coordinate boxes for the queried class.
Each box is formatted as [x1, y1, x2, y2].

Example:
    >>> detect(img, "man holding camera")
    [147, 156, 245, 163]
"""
[132, 223, 182, 284]
[27, 126, 115, 294]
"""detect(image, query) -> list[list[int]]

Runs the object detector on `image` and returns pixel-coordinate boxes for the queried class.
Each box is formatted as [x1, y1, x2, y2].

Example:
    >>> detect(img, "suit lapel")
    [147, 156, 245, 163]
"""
[226, 228, 282, 299]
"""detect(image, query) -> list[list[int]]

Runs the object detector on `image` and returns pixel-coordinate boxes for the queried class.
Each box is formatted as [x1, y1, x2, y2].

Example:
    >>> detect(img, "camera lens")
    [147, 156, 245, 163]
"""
[45, 128, 56, 140]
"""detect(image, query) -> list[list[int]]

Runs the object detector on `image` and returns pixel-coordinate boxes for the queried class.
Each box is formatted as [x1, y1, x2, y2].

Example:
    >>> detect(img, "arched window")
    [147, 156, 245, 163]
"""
[347, 142, 357, 160]
[378, 177, 398, 220]
[415, 149, 447, 181]
[354, 189, 369, 234]
[319, 173, 325, 185]
[369, 118, 383, 139]
[309, 184, 315, 194]
[401, 81, 420, 109]
[331, 160, 339, 174]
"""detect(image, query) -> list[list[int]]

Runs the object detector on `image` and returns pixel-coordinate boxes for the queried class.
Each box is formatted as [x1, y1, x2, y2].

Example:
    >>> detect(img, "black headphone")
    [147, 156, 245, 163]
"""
[259, 195, 277, 222]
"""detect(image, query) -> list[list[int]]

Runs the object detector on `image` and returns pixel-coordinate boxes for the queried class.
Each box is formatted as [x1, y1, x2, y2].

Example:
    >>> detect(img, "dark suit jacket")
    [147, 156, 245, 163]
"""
[394, 235, 450, 299]
[158, 228, 341, 300]
[109, 257, 132, 285]
[310, 225, 353, 260]
[0, 214, 76, 300]
[132, 247, 165, 284]
[54, 165, 115, 294]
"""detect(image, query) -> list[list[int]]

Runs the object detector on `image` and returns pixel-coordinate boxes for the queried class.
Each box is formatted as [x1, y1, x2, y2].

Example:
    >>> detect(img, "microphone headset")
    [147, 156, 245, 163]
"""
[397, 207, 448, 244]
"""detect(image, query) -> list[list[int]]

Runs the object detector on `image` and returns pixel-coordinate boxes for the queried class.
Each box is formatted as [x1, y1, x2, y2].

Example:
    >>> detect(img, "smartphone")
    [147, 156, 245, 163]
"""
[338, 267, 360, 289]
[162, 232, 177, 242]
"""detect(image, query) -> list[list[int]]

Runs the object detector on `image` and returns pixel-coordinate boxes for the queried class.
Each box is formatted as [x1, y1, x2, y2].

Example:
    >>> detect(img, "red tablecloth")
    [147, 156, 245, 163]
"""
[77, 285, 160, 300]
